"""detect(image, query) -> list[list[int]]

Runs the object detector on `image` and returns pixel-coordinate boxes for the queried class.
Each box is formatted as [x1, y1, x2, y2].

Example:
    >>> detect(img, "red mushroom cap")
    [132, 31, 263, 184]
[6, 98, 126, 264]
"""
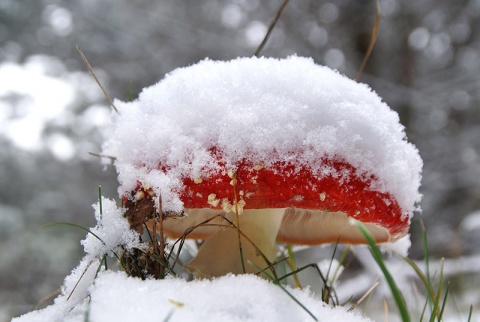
[159, 155, 407, 245]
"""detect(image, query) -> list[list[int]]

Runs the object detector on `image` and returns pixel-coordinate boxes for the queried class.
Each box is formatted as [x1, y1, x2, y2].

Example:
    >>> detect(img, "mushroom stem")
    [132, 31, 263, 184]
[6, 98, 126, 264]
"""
[184, 208, 286, 278]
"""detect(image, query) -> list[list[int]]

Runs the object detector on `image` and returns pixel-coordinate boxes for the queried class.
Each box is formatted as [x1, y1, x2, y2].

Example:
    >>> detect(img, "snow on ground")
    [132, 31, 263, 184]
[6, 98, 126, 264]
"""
[13, 271, 374, 322]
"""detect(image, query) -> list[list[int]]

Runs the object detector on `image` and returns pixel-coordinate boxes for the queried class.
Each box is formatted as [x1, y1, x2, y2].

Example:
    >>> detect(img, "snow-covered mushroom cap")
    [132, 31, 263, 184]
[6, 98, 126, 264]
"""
[104, 56, 422, 277]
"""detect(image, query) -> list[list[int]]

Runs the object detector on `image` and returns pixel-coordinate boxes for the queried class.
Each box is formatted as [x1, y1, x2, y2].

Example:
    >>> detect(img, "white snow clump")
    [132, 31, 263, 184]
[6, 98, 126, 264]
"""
[81, 197, 139, 256]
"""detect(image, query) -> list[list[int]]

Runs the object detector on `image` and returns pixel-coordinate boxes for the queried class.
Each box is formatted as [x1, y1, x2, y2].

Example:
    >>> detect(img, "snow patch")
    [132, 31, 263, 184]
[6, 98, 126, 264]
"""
[14, 271, 373, 322]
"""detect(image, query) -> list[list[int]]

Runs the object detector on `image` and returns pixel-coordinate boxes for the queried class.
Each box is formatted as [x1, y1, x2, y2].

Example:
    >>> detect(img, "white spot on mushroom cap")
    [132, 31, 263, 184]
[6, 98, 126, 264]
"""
[293, 195, 304, 202]
[319, 192, 326, 201]
[222, 199, 233, 213]
[207, 193, 220, 207]
[221, 198, 247, 215]
[252, 162, 264, 171]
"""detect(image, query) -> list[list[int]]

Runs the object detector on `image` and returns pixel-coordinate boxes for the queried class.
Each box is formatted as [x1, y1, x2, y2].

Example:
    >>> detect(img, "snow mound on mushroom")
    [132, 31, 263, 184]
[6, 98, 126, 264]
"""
[103, 56, 422, 218]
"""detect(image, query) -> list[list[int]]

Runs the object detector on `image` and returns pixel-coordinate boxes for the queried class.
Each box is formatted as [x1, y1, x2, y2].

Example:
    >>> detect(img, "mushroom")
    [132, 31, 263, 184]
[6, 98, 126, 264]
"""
[108, 56, 423, 279]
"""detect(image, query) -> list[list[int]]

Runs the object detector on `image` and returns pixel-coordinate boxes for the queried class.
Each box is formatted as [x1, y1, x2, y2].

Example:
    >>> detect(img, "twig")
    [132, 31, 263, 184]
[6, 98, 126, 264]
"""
[76, 45, 119, 114]
[254, 0, 290, 57]
[88, 152, 117, 161]
[355, 0, 381, 81]
[157, 196, 166, 278]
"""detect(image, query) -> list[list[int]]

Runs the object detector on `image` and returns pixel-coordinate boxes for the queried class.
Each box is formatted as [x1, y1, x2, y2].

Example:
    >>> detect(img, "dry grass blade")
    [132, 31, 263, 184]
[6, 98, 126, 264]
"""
[384, 298, 390, 322]
[254, 0, 290, 57]
[67, 260, 94, 301]
[355, 0, 380, 81]
[232, 171, 246, 274]
[33, 288, 61, 310]
[151, 195, 167, 278]
[347, 281, 380, 312]
[76, 45, 119, 114]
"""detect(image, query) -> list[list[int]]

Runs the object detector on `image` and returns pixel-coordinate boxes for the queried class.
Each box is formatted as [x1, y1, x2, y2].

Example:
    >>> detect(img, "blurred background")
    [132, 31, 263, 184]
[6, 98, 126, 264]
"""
[1, 0, 479, 320]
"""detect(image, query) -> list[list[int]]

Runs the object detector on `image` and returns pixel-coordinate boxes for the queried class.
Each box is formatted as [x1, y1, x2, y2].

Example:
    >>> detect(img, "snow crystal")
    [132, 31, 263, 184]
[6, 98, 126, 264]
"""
[103, 56, 422, 216]
[14, 271, 373, 322]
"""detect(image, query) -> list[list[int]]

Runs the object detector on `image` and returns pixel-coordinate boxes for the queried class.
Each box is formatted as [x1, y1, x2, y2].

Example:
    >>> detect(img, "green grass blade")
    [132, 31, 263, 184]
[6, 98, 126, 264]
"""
[400, 255, 436, 305]
[333, 245, 350, 283]
[420, 296, 428, 322]
[429, 258, 445, 322]
[355, 221, 410, 322]
[44, 222, 106, 245]
[467, 305, 473, 322]
[286, 244, 302, 288]
[162, 309, 175, 322]
[250, 261, 317, 321]
[83, 302, 91, 322]
[420, 221, 432, 293]
[438, 282, 449, 321]
[44, 220, 122, 262]
[94, 254, 108, 278]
